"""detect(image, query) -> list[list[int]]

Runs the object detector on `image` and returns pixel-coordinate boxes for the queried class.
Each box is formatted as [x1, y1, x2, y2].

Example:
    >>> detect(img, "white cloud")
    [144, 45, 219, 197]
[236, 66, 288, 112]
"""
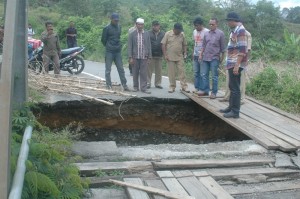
[251, 0, 300, 8]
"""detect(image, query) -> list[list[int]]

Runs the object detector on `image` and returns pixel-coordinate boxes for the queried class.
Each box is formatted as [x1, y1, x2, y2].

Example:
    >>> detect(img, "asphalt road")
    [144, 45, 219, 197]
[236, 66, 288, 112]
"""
[80, 60, 191, 100]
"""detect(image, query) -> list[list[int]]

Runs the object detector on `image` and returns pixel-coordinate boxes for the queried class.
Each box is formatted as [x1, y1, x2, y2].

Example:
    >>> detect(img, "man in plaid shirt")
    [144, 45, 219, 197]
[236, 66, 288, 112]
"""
[220, 12, 248, 118]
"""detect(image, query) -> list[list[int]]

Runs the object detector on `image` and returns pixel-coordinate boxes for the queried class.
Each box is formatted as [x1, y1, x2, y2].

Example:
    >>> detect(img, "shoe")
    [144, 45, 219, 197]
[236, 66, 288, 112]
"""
[180, 88, 190, 93]
[132, 88, 139, 92]
[142, 90, 151, 94]
[210, 93, 216, 99]
[155, 85, 163, 89]
[219, 98, 229, 102]
[123, 85, 130, 91]
[168, 88, 175, 93]
[192, 89, 199, 93]
[219, 107, 231, 113]
[223, 111, 239, 118]
[197, 91, 209, 96]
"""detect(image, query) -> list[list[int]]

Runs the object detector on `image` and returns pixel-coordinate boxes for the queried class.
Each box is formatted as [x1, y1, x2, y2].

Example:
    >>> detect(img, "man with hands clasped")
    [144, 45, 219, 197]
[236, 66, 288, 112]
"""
[41, 21, 61, 75]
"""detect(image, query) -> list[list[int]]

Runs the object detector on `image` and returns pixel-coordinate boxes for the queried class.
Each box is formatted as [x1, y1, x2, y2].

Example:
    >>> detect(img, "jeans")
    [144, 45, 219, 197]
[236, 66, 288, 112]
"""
[228, 67, 243, 114]
[105, 51, 127, 87]
[193, 56, 202, 90]
[201, 59, 219, 94]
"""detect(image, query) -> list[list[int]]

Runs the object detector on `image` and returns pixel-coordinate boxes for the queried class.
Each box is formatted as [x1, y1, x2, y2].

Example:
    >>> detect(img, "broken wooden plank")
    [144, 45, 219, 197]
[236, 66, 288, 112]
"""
[156, 171, 190, 196]
[144, 180, 168, 199]
[74, 161, 153, 176]
[153, 158, 275, 169]
[172, 170, 207, 178]
[198, 176, 234, 199]
[123, 178, 150, 199]
[110, 179, 195, 199]
[223, 179, 300, 195]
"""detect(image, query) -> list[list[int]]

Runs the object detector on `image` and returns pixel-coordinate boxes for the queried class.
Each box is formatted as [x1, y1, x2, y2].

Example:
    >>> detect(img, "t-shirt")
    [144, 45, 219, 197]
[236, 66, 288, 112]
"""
[193, 28, 209, 56]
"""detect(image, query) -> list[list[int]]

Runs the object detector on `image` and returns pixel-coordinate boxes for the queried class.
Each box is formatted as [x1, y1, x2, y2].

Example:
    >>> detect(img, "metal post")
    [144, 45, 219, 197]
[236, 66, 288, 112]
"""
[0, 0, 27, 198]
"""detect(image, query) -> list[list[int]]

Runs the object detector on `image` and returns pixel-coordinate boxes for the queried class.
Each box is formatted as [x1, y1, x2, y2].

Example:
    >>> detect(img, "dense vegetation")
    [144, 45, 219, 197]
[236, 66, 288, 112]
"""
[11, 102, 89, 199]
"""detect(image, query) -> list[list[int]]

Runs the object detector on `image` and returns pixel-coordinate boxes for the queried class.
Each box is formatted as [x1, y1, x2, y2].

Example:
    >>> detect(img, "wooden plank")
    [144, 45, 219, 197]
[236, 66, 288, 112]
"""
[194, 94, 296, 151]
[185, 93, 279, 150]
[123, 178, 150, 199]
[223, 179, 300, 195]
[198, 176, 234, 199]
[110, 179, 194, 199]
[193, 168, 300, 180]
[156, 171, 190, 196]
[154, 158, 275, 169]
[172, 170, 199, 178]
[241, 105, 300, 136]
[239, 112, 300, 147]
[177, 176, 216, 199]
[74, 161, 153, 176]
[144, 180, 168, 199]
[246, 96, 300, 123]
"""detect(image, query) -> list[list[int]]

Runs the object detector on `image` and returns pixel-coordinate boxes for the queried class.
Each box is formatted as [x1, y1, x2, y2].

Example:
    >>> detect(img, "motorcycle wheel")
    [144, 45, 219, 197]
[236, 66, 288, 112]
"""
[28, 61, 43, 73]
[67, 56, 85, 75]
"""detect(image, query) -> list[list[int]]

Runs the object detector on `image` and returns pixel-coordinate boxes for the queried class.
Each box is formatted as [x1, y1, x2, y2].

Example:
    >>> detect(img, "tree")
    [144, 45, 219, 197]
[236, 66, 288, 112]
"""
[286, 6, 300, 24]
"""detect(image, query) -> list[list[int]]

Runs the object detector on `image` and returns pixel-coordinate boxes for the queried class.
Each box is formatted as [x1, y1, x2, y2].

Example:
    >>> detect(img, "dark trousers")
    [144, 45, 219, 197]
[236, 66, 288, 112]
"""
[133, 59, 148, 91]
[228, 67, 243, 114]
[67, 40, 77, 48]
[105, 51, 127, 87]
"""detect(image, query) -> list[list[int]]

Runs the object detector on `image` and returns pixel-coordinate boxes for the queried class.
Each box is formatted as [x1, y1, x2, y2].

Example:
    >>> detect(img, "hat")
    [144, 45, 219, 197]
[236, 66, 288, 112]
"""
[111, 13, 119, 20]
[226, 12, 240, 22]
[152, 20, 160, 26]
[136, 18, 144, 24]
[174, 23, 183, 32]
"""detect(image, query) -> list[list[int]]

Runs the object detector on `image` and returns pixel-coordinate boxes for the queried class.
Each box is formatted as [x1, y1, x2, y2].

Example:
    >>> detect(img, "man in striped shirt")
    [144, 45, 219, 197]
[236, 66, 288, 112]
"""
[220, 12, 248, 118]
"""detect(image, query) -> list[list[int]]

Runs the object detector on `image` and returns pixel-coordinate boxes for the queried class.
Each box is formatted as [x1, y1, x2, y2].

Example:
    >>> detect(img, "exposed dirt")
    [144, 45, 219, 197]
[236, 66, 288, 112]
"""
[34, 98, 249, 145]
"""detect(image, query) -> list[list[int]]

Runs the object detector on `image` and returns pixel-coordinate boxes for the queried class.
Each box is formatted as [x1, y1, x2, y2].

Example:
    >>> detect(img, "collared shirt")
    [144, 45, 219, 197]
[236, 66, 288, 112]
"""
[41, 31, 61, 55]
[202, 28, 226, 61]
[137, 30, 146, 59]
[226, 24, 247, 69]
[161, 30, 187, 61]
[193, 28, 209, 56]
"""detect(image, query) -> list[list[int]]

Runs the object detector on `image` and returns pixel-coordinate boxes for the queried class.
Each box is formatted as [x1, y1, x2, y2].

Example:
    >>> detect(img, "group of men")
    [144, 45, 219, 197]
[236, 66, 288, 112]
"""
[102, 13, 190, 94]
[102, 11, 251, 118]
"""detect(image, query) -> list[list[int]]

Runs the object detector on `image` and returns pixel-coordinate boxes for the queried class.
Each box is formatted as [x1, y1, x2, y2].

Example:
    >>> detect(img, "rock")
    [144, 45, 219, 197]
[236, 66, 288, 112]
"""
[275, 153, 297, 169]
[291, 155, 300, 169]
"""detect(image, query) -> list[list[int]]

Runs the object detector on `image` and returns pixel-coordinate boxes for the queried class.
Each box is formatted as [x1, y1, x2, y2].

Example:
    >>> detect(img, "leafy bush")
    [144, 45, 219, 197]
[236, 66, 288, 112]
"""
[11, 105, 89, 199]
[247, 66, 300, 113]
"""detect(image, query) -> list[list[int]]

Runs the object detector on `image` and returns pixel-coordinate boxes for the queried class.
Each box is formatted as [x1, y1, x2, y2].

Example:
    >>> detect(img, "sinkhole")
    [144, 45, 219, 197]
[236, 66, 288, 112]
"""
[34, 98, 249, 146]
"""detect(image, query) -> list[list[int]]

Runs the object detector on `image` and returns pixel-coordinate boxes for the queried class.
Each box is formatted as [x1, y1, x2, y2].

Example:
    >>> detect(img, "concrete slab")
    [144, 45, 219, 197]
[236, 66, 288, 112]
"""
[119, 140, 268, 160]
[275, 153, 297, 169]
[84, 188, 127, 199]
[72, 141, 121, 158]
[291, 155, 300, 169]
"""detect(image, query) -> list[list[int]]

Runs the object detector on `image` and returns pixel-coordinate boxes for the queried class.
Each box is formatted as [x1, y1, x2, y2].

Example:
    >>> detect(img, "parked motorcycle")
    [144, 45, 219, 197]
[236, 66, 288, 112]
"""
[28, 46, 85, 75]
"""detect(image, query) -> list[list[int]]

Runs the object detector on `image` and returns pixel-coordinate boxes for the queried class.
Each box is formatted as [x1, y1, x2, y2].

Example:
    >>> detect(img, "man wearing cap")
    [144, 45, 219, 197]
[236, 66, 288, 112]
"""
[101, 13, 129, 91]
[161, 23, 189, 93]
[147, 20, 165, 89]
[127, 18, 152, 94]
[220, 12, 248, 118]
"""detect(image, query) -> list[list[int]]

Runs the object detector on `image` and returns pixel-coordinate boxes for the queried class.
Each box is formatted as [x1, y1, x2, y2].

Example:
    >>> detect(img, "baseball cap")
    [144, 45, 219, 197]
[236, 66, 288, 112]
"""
[111, 13, 119, 20]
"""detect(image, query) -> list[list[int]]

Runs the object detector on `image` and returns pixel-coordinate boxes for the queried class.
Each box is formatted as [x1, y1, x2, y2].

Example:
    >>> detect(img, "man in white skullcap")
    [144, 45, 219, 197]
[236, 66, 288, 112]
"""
[128, 18, 152, 94]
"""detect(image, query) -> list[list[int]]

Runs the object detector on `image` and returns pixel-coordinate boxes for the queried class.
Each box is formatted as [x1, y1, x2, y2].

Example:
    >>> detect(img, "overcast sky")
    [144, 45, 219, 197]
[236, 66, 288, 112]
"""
[252, 0, 300, 8]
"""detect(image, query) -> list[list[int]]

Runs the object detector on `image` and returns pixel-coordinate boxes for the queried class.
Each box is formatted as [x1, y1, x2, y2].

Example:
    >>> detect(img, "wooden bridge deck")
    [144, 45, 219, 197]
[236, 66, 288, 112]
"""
[182, 92, 300, 152]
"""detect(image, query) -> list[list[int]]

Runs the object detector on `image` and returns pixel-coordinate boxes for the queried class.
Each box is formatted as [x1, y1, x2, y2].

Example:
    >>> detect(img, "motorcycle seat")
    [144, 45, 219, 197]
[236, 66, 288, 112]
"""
[61, 47, 81, 55]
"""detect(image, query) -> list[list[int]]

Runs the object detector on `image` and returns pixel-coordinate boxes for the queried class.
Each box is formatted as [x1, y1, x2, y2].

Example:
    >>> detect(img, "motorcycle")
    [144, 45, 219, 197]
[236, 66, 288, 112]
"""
[28, 46, 85, 75]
